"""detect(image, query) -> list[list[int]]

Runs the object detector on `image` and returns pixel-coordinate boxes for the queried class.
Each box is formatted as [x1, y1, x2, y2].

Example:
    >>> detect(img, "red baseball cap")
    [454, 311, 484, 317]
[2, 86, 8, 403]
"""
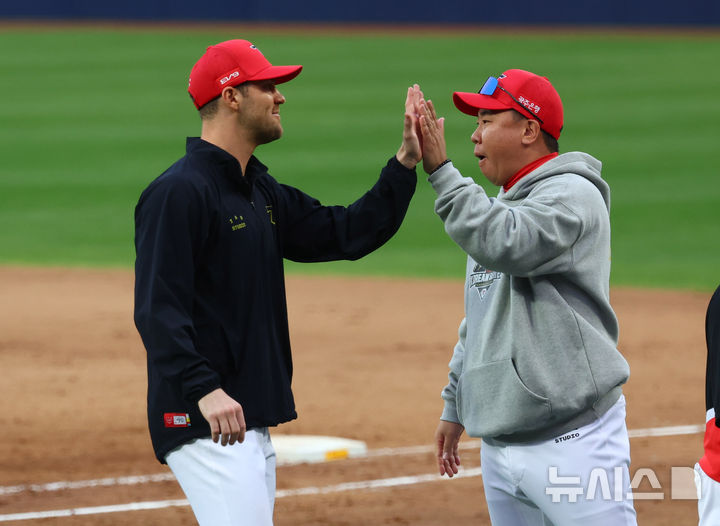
[452, 69, 563, 140]
[188, 39, 303, 109]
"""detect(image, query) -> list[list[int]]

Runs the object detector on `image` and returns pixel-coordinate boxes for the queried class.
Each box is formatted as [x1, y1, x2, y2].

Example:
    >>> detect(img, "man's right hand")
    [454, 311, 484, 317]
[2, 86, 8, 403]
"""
[418, 98, 448, 175]
[198, 388, 246, 446]
[434, 420, 464, 477]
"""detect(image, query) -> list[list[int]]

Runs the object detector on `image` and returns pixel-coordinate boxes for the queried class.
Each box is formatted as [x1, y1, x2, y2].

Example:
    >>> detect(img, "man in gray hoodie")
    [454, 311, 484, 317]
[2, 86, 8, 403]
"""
[414, 70, 637, 525]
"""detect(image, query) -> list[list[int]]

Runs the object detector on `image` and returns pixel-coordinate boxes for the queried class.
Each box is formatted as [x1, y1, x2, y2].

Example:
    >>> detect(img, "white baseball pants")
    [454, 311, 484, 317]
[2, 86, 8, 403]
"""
[480, 396, 637, 526]
[695, 463, 720, 525]
[165, 427, 276, 526]
[695, 408, 720, 526]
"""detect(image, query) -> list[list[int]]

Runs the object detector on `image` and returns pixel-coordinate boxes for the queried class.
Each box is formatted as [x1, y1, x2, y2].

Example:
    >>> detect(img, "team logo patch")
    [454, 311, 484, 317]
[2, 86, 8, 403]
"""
[164, 413, 191, 428]
[470, 263, 502, 301]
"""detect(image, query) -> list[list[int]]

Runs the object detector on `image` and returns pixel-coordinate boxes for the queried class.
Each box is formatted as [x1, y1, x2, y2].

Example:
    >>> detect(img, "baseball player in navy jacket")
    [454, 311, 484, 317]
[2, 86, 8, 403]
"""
[134, 39, 421, 525]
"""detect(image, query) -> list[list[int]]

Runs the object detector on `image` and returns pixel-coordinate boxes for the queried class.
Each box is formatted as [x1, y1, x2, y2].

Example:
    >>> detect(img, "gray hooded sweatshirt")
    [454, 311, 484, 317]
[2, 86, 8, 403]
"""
[429, 152, 630, 442]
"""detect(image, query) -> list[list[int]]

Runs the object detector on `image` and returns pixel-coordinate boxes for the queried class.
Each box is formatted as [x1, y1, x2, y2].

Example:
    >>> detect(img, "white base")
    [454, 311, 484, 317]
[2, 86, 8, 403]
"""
[272, 434, 368, 465]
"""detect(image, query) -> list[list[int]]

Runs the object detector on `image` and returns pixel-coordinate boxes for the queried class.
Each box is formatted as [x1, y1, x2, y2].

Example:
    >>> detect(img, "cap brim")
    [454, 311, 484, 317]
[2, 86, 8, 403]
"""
[248, 65, 303, 85]
[453, 91, 512, 117]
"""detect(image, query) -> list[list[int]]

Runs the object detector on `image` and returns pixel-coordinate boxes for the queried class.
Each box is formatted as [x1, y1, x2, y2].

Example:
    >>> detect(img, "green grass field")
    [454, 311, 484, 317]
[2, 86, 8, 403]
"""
[0, 25, 718, 290]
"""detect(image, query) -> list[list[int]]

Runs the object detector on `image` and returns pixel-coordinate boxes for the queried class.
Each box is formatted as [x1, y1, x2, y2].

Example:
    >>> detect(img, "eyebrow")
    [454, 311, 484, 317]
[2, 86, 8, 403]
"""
[481, 108, 509, 116]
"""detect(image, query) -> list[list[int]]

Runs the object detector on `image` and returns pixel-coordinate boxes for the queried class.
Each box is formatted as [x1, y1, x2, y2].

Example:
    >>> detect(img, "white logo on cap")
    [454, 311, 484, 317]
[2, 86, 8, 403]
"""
[220, 71, 240, 85]
[518, 96, 541, 114]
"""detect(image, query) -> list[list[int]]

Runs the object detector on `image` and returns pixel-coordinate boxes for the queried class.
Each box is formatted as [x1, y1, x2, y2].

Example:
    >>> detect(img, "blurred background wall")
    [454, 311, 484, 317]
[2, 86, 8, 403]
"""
[1, 0, 719, 26]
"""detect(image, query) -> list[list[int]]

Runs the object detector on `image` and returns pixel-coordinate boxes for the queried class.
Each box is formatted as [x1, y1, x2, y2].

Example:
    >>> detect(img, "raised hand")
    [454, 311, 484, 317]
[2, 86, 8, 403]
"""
[396, 84, 424, 168]
[418, 98, 448, 174]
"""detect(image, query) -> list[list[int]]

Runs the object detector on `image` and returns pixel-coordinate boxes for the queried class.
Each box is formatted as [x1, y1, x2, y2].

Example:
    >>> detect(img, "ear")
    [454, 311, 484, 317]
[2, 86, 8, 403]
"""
[520, 119, 542, 146]
[219, 86, 243, 111]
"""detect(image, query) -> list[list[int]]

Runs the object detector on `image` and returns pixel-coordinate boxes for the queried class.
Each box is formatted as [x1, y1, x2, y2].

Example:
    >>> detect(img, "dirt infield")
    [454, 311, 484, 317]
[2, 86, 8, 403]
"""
[0, 267, 712, 524]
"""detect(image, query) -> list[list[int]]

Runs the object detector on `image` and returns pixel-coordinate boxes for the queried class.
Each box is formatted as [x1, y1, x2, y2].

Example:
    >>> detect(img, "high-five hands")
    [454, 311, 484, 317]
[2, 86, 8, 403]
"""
[397, 84, 449, 174]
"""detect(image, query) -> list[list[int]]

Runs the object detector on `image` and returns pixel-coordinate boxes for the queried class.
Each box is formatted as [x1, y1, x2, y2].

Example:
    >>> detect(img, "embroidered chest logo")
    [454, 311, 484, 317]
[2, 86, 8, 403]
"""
[470, 263, 502, 301]
[228, 215, 246, 231]
[265, 205, 275, 225]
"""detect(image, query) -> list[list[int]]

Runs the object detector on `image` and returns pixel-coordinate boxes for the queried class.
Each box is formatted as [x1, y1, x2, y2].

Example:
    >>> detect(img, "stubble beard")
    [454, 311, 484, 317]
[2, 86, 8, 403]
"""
[254, 123, 283, 145]
[240, 111, 283, 146]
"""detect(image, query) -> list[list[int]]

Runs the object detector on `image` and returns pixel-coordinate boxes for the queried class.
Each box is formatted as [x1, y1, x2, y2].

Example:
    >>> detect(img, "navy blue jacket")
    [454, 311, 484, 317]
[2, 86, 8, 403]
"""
[134, 138, 416, 462]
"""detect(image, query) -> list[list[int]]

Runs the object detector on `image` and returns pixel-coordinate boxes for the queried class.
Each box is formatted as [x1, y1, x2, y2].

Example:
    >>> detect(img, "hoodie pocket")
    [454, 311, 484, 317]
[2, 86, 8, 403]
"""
[457, 359, 551, 437]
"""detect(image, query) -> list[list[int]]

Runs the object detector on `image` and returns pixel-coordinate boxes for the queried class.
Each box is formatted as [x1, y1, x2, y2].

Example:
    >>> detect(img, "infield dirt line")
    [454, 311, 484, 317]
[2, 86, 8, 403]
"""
[0, 467, 487, 522]
[0, 423, 703, 499]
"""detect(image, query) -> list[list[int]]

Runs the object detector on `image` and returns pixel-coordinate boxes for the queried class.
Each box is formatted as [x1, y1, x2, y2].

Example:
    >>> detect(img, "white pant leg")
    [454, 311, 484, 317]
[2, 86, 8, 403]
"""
[481, 442, 553, 526]
[259, 428, 277, 512]
[521, 396, 637, 526]
[481, 396, 637, 526]
[166, 428, 276, 526]
[695, 463, 720, 526]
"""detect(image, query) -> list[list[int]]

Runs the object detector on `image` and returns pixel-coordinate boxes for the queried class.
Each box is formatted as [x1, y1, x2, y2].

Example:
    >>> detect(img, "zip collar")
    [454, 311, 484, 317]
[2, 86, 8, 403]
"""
[186, 137, 267, 194]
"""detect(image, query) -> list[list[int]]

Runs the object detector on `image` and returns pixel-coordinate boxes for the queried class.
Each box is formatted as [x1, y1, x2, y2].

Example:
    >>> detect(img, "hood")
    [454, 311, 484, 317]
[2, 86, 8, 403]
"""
[501, 152, 610, 211]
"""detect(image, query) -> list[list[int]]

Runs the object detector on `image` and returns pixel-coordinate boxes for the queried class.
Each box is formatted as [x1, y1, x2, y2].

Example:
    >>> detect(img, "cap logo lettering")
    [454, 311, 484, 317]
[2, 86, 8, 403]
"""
[219, 71, 240, 85]
[518, 96, 541, 114]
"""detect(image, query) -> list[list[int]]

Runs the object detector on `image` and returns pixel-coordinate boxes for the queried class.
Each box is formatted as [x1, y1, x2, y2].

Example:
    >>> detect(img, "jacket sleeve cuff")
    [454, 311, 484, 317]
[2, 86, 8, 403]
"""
[427, 161, 472, 195]
[440, 402, 461, 424]
[390, 155, 418, 175]
[184, 377, 223, 404]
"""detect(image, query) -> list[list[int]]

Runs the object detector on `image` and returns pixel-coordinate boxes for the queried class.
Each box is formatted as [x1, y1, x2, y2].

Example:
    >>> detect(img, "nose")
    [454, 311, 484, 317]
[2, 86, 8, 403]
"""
[275, 89, 286, 105]
[471, 126, 481, 144]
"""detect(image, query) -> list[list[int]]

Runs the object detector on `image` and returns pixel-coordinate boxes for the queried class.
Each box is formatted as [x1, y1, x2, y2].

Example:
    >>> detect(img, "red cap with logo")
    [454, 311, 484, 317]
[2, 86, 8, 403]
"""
[452, 69, 563, 140]
[188, 39, 303, 109]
